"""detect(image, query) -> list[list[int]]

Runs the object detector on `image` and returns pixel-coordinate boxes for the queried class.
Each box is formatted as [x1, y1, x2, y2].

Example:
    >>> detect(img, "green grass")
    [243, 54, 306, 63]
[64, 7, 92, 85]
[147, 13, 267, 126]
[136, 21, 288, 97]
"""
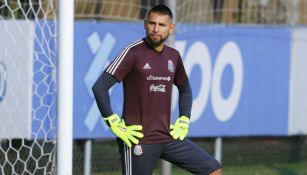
[222, 161, 307, 175]
[80, 137, 307, 175]
[93, 161, 307, 175]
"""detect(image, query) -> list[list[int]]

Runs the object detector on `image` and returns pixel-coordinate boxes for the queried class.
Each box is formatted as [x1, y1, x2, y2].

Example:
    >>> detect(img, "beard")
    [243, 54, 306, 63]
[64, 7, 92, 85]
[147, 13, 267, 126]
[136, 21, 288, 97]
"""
[146, 32, 169, 47]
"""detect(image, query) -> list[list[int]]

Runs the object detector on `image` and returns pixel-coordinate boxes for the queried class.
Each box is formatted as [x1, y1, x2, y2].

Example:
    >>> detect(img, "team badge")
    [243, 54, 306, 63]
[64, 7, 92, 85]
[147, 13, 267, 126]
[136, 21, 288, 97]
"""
[168, 60, 174, 72]
[133, 145, 143, 156]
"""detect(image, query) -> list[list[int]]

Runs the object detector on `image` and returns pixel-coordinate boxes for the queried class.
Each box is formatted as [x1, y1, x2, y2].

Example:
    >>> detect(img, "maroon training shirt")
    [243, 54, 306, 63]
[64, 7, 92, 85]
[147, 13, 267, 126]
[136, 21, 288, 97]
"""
[105, 38, 188, 144]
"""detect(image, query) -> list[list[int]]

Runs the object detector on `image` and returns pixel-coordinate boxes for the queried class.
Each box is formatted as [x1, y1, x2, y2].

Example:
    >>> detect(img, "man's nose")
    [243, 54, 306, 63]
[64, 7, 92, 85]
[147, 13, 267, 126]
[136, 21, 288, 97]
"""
[153, 25, 159, 32]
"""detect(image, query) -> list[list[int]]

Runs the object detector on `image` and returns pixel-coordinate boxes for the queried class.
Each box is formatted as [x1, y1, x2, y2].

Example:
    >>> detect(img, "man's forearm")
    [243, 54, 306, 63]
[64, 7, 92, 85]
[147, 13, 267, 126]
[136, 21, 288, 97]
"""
[178, 79, 192, 117]
[92, 71, 117, 117]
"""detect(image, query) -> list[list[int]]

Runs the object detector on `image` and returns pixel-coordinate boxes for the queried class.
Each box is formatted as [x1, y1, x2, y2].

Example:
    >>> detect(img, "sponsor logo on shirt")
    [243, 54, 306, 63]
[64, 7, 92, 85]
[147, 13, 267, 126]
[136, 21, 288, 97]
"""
[147, 75, 171, 81]
[168, 60, 174, 72]
[150, 84, 166, 92]
[143, 62, 151, 69]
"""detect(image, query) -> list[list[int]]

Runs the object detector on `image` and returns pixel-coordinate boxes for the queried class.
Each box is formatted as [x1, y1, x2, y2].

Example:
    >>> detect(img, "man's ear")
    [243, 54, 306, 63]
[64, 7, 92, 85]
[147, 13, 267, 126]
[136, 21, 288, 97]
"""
[144, 19, 147, 30]
[169, 23, 175, 35]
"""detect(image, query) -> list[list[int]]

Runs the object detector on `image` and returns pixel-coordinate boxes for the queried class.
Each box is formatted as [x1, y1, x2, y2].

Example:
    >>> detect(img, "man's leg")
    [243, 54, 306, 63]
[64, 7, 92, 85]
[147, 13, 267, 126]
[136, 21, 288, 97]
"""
[210, 169, 222, 175]
[117, 139, 163, 175]
[160, 139, 221, 175]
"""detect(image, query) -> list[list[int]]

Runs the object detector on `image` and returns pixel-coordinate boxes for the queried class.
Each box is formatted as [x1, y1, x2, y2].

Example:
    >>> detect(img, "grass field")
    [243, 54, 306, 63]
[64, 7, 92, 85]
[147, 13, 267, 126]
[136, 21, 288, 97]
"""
[92, 160, 307, 175]
[74, 136, 307, 175]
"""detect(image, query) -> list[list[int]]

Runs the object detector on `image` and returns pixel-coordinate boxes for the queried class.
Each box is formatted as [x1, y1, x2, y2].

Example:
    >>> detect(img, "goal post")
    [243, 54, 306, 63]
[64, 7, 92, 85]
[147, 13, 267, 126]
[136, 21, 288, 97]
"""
[0, 0, 57, 174]
[0, 0, 74, 174]
[57, 0, 74, 175]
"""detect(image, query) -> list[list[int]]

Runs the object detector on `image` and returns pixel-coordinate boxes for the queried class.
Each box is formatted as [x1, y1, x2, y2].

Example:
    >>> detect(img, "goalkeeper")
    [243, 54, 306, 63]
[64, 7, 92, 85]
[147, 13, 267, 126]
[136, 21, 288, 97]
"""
[92, 4, 221, 175]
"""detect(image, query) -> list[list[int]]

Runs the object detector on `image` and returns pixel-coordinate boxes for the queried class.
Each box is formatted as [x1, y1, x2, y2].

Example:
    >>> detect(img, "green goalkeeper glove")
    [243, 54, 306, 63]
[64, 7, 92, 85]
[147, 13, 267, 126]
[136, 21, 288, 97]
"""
[170, 116, 190, 140]
[104, 114, 143, 147]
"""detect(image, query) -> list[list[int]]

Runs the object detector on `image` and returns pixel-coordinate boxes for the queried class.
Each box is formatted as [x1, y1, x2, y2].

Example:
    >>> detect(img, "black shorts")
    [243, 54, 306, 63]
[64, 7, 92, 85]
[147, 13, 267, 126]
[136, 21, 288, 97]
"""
[117, 138, 221, 175]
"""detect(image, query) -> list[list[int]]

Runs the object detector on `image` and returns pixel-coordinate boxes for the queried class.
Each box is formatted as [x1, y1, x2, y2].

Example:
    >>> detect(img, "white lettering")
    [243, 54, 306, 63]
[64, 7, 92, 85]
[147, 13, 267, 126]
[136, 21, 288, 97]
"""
[211, 41, 243, 122]
[174, 40, 244, 123]
[0, 62, 7, 102]
[150, 84, 166, 92]
[184, 42, 212, 123]
[147, 75, 171, 81]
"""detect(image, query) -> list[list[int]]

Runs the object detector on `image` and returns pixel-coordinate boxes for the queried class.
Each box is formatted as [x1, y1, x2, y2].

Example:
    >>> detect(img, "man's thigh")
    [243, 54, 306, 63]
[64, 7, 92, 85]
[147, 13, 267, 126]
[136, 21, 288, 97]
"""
[117, 139, 164, 175]
[160, 139, 221, 175]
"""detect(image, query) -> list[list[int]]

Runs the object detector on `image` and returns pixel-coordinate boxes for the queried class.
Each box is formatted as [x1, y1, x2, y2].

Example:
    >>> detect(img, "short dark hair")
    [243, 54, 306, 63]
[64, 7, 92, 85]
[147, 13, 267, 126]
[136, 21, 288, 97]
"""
[146, 4, 173, 20]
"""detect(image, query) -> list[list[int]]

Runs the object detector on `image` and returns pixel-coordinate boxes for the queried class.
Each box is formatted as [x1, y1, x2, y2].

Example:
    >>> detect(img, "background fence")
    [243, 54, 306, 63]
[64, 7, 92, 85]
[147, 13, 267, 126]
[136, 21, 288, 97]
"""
[74, 0, 307, 27]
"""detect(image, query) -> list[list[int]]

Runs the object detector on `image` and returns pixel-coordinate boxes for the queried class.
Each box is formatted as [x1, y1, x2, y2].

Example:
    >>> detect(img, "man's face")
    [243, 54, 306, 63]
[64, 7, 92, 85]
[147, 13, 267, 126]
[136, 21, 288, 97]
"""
[144, 12, 175, 47]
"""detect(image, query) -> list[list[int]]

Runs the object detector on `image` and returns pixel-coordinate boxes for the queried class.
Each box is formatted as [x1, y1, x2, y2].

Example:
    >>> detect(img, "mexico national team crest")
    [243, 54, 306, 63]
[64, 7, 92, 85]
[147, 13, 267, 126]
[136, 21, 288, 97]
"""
[133, 145, 143, 156]
[168, 60, 174, 72]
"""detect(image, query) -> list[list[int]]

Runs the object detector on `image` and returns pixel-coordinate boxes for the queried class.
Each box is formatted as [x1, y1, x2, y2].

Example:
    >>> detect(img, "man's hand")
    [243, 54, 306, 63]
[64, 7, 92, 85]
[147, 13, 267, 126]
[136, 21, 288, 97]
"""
[104, 114, 143, 147]
[170, 116, 190, 140]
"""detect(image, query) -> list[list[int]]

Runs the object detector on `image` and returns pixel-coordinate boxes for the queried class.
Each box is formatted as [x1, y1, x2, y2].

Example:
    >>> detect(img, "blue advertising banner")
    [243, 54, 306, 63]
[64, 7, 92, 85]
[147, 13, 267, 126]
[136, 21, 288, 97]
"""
[74, 22, 144, 138]
[176, 27, 290, 137]
[74, 22, 291, 138]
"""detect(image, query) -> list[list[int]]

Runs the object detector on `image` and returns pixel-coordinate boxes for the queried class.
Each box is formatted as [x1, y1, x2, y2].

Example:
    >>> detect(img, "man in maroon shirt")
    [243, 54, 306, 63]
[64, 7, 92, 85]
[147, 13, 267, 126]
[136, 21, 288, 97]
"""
[92, 4, 221, 175]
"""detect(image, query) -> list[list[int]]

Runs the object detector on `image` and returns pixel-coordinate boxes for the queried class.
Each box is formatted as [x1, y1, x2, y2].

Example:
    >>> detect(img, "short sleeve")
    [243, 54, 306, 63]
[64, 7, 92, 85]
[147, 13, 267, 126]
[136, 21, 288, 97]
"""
[105, 46, 135, 81]
[174, 53, 188, 86]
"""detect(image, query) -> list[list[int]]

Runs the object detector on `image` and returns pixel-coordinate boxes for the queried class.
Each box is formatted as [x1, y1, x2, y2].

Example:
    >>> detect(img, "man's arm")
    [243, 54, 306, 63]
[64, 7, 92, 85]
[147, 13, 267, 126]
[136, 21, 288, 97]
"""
[170, 79, 192, 140]
[177, 79, 193, 118]
[92, 71, 117, 118]
[92, 71, 143, 147]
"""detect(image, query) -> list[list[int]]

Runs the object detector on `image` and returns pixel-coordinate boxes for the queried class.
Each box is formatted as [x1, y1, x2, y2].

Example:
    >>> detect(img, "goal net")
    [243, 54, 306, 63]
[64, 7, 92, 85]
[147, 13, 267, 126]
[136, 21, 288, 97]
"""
[0, 0, 57, 174]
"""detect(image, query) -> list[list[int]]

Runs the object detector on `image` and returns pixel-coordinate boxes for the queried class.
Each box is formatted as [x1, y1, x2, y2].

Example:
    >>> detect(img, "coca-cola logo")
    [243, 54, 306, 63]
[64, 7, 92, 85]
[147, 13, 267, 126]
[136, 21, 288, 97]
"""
[149, 84, 166, 93]
[0, 62, 7, 103]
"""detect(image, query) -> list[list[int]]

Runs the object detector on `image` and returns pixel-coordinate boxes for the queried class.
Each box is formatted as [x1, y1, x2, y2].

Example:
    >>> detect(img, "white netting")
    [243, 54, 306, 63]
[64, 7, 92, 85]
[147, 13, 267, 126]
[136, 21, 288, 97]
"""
[0, 0, 57, 174]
